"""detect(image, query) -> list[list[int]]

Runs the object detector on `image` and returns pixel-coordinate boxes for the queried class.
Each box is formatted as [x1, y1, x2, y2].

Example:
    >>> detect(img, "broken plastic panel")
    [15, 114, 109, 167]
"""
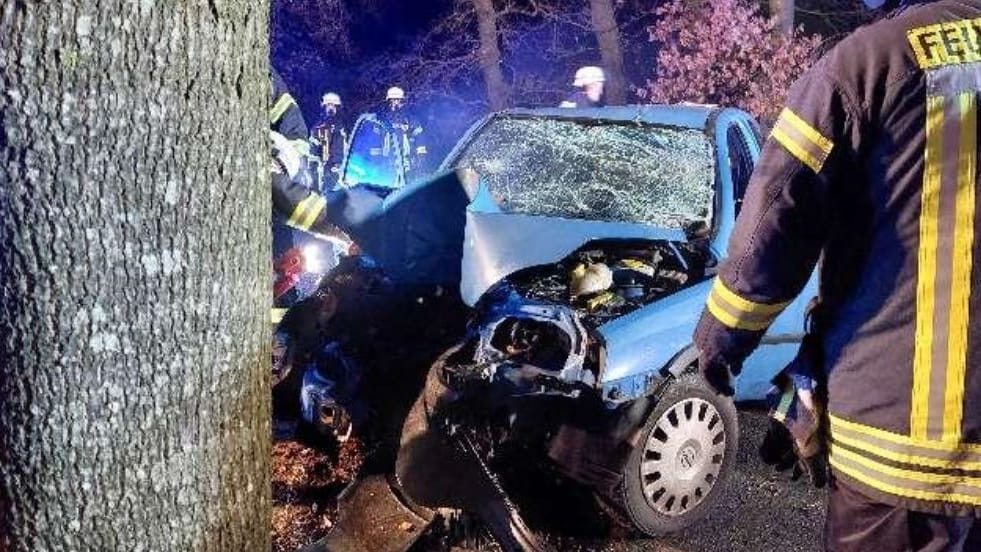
[453, 117, 716, 228]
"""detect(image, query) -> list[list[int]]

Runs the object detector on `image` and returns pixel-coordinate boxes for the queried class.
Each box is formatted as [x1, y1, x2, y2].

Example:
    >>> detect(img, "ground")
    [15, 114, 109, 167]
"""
[271, 436, 364, 552]
[271, 410, 825, 552]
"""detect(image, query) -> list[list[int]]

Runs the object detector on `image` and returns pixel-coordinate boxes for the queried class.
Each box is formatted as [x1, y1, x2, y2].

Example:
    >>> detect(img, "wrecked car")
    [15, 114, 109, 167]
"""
[278, 104, 817, 537]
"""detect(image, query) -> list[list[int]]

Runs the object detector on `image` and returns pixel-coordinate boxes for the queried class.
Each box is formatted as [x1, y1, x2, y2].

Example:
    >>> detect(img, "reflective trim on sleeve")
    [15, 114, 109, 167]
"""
[270, 93, 297, 124]
[771, 108, 834, 173]
[287, 194, 327, 232]
[271, 308, 287, 324]
[704, 278, 791, 332]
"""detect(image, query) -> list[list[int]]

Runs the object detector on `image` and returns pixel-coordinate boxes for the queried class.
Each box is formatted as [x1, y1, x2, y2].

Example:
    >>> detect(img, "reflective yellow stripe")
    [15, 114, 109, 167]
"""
[712, 279, 790, 315]
[270, 93, 296, 124]
[271, 308, 287, 324]
[944, 92, 977, 443]
[297, 195, 326, 231]
[831, 428, 981, 472]
[830, 414, 981, 454]
[705, 279, 790, 331]
[830, 456, 981, 507]
[287, 194, 320, 229]
[832, 445, 981, 489]
[706, 294, 771, 331]
[912, 95, 945, 441]
[779, 108, 833, 155]
[772, 126, 824, 173]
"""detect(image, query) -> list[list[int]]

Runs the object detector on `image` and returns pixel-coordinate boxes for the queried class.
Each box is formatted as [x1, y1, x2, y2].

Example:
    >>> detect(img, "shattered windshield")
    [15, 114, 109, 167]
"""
[449, 116, 715, 227]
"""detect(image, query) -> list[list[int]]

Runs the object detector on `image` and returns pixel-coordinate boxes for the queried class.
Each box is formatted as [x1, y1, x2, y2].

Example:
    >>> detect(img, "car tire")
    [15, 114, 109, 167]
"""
[617, 372, 739, 536]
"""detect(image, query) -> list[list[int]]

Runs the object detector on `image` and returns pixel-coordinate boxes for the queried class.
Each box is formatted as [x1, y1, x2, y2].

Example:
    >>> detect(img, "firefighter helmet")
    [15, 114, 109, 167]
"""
[322, 92, 342, 106]
[573, 66, 606, 87]
[386, 87, 406, 101]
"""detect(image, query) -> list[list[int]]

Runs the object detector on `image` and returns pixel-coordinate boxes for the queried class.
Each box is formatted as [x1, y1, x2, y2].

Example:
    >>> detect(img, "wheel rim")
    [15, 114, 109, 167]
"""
[638, 397, 726, 517]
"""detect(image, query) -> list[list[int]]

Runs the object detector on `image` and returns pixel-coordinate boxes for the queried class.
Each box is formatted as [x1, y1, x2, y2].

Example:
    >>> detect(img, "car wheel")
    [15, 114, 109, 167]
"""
[618, 372, 738, 535]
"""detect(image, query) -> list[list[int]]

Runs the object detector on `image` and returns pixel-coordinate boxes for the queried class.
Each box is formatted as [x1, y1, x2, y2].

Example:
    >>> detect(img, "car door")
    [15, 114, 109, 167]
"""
[722, 118, 819, 399]
[339, 113, 405, 189]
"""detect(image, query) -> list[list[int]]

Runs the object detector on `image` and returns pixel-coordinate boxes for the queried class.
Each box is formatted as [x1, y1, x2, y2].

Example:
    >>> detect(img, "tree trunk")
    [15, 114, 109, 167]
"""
[589, 0, 627, 105]
[472, 0, 510, 111]
[0, 1, 271, 551]
[770, 0, 795, 37]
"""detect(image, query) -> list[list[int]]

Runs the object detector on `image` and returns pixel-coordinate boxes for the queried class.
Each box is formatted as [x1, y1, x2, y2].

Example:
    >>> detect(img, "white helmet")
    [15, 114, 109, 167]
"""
[573, 66, 606, 87]
[322, 92, 341, 106]
[386, 86, 406, 101]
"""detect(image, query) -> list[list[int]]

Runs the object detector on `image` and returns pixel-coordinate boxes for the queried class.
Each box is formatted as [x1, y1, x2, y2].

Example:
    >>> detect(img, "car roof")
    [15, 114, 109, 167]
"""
[498, 104, 721, 131]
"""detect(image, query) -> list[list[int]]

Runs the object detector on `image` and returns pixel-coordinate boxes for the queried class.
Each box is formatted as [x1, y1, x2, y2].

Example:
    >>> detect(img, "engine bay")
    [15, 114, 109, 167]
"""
[505, 239, 714, 328]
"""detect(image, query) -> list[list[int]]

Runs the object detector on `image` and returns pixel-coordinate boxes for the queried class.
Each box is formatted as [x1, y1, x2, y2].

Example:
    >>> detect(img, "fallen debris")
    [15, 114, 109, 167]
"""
[272, 438, 365, 552]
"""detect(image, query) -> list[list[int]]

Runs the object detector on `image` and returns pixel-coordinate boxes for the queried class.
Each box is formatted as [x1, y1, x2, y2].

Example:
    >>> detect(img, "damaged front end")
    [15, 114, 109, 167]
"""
[437, 222, 715, 499]
[447, 211, 712, 396]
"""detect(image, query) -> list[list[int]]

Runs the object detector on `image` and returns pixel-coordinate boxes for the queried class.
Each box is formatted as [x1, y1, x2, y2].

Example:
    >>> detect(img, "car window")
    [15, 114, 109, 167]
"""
[448, 116, 716, 228]
[727, 125, 754, 216]
[342, 115, 402, 188]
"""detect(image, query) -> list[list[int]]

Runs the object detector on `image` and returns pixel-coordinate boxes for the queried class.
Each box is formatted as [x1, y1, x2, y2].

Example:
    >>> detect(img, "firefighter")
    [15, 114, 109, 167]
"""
[310, 92, 347, 191]
[377, 86, 430, 181]
[693, 1, 981, 550]
[559, 66, 606, 108]
[270, 71, 314, 187]
[269, 71, 340, 239]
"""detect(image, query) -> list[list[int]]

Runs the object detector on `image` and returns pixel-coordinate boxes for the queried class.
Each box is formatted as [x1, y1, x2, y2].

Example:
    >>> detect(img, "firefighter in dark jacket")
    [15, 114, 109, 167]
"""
[376, 86, 430, 183]
[310, 92, 347, 191]
[269, 70, 336, 237]
[694, 1, 980, 549]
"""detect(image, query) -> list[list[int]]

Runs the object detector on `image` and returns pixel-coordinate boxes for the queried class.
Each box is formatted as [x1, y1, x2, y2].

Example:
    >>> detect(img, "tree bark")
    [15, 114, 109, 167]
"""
[769, 0, 795, 37]
[472, 0, 510, 111]
[589, 0, 627, 105]
[0, 1, 271, 551]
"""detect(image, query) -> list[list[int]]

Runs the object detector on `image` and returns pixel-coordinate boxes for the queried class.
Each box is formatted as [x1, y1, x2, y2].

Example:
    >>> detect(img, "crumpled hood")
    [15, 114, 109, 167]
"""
[325, 172, 687, 300]
[460, 210, 686, 306]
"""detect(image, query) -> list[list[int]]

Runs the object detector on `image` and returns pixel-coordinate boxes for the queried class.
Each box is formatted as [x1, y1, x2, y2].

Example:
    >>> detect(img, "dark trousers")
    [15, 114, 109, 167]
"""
[826, 477, 981, 552]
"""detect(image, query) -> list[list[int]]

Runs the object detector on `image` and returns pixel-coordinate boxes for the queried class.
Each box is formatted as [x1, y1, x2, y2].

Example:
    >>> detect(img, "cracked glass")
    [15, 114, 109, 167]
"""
[450, 116, 716, 228]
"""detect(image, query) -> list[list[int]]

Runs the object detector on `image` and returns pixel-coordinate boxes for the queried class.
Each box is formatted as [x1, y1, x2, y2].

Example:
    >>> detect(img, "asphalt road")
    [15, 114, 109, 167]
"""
[568, 409, 827, 552]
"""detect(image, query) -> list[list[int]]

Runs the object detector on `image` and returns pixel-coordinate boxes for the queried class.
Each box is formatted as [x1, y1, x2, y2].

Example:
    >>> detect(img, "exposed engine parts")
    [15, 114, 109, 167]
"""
[507, 239, 712, 328]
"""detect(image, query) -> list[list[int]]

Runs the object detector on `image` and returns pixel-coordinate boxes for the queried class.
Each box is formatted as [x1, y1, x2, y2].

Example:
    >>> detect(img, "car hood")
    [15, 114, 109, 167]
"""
[326, 171, 686, 302]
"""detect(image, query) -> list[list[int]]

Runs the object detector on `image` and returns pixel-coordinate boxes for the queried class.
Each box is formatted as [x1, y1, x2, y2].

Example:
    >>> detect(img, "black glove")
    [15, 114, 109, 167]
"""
[699, 356, 738, 396]
[759, 418, 828, 487]
[759, 371, 828, 488]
